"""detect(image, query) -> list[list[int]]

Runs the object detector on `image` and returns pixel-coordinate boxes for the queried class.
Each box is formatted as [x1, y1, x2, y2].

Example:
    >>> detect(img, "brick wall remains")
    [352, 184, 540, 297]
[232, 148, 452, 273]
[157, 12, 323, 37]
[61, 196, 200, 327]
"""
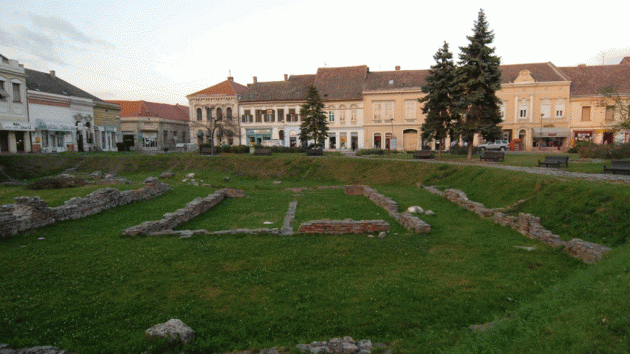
[0, 177, 171, 239]
[423, 186, 611, 263]
[345, 185, 431, 233]
[297, 219, 389, 234]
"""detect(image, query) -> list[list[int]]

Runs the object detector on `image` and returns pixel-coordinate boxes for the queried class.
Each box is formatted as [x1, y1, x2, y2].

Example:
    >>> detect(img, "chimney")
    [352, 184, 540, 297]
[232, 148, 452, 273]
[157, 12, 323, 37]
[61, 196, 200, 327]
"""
[253, 76, 257, 84]
[395, 65, 401, 71]
[50, 70, 56, 78]
[228, 76, 233, 82]
[284, 74, 288, 81]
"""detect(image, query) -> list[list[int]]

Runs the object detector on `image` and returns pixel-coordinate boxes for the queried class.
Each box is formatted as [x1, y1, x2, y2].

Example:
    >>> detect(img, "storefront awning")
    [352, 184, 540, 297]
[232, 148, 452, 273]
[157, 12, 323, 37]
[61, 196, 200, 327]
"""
[97, 125, 118, 132]
[2, 121, 34, 131]
[533, 128, 570, 138]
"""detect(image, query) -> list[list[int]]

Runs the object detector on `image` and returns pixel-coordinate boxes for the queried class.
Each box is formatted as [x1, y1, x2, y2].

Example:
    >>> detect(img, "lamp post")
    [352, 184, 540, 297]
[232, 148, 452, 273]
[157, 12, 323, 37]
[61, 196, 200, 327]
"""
[539, 113, 543, 151]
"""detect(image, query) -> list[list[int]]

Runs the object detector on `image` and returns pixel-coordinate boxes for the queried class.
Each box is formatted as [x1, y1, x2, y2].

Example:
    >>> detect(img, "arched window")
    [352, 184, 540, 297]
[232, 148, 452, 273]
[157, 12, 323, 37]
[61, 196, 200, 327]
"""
[216, 108, 223, 120]
[206, 107, 212, 121]
[196, 108, 202, 121]
[279, 130, 285, 141]
[226, 107, 232, 120]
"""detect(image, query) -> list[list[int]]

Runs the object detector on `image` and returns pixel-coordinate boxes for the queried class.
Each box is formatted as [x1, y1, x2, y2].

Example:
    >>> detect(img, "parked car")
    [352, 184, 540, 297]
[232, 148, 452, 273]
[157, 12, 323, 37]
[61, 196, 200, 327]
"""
[478, 140, 510, 151]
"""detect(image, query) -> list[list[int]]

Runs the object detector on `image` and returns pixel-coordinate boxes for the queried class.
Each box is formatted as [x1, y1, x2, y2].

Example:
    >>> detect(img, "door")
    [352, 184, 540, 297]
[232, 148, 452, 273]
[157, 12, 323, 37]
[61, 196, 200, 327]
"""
[403, 129, 418, 151]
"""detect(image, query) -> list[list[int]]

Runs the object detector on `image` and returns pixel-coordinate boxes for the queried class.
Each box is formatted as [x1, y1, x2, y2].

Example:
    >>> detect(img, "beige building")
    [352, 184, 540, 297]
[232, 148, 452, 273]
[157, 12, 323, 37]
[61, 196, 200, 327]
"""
[0, 54, 30, 153]
[363, 67, 430, 151]
[187, 77, 247, 146]
[109, 100, 189, 151]
[93, 101, 121, 151]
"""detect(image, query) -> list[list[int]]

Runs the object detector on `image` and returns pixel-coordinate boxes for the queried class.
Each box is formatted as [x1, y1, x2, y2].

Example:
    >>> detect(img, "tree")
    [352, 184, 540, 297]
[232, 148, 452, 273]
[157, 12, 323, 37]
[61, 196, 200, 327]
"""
[419, 41, 460, 157]
[191, 106, 239, 154]
[454, 9, 503, 159]
[598, 85, 630, 131]
[299, 85, 329, 148]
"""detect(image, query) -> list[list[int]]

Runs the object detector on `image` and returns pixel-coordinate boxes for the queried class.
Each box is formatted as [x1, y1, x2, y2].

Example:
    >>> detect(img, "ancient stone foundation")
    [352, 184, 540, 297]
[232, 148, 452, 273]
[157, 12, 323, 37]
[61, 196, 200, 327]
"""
[298, 219, 389, 234]
[122, 188, 245, 236]
[423, 186, 611, 263]
[0, 177, 171, 239]
[345, 185, 431, 233]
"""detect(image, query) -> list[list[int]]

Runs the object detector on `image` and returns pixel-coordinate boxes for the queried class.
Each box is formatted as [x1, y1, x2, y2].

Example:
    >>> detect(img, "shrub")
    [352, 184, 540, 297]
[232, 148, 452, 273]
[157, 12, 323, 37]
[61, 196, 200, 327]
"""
[357, 149, 385, 156]
[448, 145, 481, 155]
[577, 142, 630, 159]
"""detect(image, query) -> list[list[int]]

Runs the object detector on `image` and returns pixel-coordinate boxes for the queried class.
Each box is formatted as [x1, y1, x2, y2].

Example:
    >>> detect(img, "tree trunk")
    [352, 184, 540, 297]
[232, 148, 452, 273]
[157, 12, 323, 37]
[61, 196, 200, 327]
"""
[467, 144, 473, 160]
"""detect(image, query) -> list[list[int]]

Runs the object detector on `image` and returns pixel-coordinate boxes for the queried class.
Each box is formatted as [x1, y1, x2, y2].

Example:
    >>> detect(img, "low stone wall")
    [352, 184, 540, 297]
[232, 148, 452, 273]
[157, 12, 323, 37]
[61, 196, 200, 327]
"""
[298, 219, 389, 234]
[122, 188, 245, 236]
[423, 186, 611, 263]
[0, 177, 171, 239]
[345, 185, 431, 233]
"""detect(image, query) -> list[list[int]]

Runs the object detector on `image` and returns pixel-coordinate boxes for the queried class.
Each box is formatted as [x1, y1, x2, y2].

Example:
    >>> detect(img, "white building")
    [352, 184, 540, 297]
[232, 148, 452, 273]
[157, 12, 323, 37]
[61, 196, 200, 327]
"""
[0, 54, 31, 153]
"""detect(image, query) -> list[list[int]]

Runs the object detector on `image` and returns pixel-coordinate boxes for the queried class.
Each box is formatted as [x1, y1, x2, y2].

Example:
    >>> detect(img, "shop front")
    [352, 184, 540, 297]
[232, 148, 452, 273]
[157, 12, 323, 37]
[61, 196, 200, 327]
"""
[0, 121, 33, 153]
[34, 120, 76, 153]
[533, 128, 570, 150]
[246, 129, 272, 146]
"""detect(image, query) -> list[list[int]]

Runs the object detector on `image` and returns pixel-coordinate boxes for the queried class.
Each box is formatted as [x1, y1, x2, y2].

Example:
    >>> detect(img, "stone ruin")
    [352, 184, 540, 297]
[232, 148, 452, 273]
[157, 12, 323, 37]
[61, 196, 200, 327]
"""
[0, 177, 171, 239]
[423, 185, 611, 263]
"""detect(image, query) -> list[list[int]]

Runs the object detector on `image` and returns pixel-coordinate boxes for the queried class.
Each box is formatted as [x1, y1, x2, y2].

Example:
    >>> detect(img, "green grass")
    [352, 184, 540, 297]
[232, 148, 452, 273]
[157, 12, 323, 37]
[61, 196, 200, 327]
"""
[1, 154, 629, 353]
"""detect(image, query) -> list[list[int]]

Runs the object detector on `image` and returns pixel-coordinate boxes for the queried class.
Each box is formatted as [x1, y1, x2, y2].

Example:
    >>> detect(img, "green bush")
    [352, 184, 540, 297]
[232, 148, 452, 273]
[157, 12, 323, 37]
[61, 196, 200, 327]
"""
[356, 148, 385, 156]
[577, 141, 630, 159]
[448, 145, 481, 155]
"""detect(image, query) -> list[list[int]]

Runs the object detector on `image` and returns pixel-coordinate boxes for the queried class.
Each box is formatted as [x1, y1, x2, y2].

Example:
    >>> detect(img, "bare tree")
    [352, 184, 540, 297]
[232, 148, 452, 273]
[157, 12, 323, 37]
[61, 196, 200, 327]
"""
[190, 106, 240, 154]
[598, 85, 630, 131]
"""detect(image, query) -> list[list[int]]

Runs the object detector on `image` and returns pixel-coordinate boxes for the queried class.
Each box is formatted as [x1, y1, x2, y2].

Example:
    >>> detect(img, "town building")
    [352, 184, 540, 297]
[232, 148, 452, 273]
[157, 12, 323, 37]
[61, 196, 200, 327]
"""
[110, 100, 189, 151]
[26, 69, 119, 153]
[186, 77, 247, 146]
[0, 54, 30, 153]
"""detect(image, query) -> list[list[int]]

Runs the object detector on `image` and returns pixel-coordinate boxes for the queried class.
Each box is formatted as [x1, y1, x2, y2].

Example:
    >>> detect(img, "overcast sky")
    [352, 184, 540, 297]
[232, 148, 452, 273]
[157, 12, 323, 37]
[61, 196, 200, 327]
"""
[2, 0, 629, 106]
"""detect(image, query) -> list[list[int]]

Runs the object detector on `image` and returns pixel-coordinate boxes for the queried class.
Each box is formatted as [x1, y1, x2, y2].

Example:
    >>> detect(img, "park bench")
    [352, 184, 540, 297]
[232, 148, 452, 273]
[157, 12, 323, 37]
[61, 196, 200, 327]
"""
[254, 148, 272, 156]
[603, 160, 630, 174]
[480, 150, 504, 162]
[199, 146, 216, 155]
[306, 149, 323, 156]
[538, 155, 569, 168]
[413, 150, 435, 159]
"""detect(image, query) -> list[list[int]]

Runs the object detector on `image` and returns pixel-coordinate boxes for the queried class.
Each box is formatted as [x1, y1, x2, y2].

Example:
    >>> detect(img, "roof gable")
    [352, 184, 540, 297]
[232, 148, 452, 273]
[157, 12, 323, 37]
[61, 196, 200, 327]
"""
[188, 78, 248, 97]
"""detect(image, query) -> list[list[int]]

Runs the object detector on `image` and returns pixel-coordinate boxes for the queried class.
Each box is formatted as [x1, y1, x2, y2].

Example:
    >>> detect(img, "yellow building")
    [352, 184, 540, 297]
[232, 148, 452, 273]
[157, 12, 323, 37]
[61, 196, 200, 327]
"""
[93, 101, 121, 151]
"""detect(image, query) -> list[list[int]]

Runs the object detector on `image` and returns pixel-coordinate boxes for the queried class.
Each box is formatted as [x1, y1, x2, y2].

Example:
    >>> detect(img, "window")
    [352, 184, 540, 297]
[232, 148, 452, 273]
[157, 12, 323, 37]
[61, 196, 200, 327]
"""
[265, 109, 275, 123]
[288, 108, 297, 122]
[101, 132, 106, 149]
[605, 106, 615, 122]
[226, 107, 232, 120]
[541, 100, 551, 119]
[373, 103, 382, 121]
[519, 100, 528, 119]
[555, 100, 565, 118]
[196, 108, 202, 121]
[0, 80, 7, 101]
[277, 109, 284, 122]
[163, 131, 168, 144]
[12, 82, 21, 103]
[384, 102, 393, 120]
[216, 108, 222, 120]
[351, 109, 357, 122]
[405, 100, 416, 119]
[339, 109, 346, 123]
[206, 107, 212, 121]
[242, 109, 251, 123]
[581, 106, 591, 121]
[255, 110, 263, 123]
[328, 111, 335, 122]
[499, 103, 506, 120]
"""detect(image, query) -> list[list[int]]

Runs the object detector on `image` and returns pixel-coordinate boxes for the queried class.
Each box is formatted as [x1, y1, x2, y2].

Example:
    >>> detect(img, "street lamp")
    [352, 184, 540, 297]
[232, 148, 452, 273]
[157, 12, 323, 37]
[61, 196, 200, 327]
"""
[539, 113, 543, 151]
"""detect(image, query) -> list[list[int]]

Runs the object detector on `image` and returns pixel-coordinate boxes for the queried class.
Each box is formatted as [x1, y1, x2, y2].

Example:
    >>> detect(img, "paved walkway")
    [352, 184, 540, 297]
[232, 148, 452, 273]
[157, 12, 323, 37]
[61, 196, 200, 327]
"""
[353, 155, 630, 184]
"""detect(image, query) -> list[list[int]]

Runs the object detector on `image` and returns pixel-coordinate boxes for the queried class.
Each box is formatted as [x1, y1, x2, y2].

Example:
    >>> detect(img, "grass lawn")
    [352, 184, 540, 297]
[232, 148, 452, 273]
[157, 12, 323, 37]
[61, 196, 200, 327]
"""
[1, 154, 629, 353]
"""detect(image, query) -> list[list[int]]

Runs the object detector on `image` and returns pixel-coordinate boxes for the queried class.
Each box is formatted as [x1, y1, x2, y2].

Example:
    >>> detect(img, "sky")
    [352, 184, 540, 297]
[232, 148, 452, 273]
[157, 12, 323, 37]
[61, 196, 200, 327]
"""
[1, 0, 629, 106]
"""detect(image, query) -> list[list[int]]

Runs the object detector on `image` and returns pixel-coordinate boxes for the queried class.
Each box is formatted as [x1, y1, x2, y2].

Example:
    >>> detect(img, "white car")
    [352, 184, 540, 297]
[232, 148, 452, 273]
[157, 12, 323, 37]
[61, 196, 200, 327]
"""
[478, 140, 510, 151]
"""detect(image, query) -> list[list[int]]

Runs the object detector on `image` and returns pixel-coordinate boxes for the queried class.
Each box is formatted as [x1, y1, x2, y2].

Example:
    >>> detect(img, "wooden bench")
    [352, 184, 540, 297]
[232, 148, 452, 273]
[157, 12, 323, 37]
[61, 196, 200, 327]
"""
[480, 151, 505, 162]
[538, 155, 569, 168]
[306, 149, 323, 156]
[254, 148, 272, 156]
[413, 150, 435, 159]
[603, 160, 630, 174]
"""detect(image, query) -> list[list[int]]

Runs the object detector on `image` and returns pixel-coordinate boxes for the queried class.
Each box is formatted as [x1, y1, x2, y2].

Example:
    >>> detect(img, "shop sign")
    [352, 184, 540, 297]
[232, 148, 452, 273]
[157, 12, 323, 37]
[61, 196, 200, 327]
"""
[1, 122, 33, 131]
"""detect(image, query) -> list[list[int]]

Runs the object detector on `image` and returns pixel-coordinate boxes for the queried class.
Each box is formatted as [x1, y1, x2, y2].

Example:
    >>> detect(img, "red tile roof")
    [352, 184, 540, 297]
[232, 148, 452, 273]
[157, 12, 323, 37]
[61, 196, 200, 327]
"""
[559, 63, 630, 96]
[107, 100, 189, 121]
[187, 78, 248, 97]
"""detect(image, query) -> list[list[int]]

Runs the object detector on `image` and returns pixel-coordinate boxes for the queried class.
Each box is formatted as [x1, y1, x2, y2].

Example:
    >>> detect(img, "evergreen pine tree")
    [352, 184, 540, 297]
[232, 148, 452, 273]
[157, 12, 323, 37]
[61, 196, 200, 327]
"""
[419, 41, 459, 157]
[455, 9, 503, 159]
[299, 85, 329, 148]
